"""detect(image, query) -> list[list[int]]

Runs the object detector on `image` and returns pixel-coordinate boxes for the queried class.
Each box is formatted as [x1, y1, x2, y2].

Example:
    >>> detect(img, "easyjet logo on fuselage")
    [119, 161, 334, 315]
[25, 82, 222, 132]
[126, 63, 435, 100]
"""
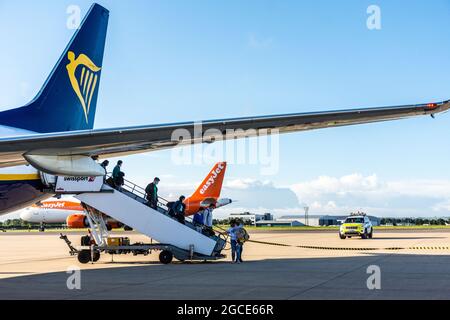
[34, 201, 83, 211]
[41, 202, 66, 209]
[199, 163, 225, 195]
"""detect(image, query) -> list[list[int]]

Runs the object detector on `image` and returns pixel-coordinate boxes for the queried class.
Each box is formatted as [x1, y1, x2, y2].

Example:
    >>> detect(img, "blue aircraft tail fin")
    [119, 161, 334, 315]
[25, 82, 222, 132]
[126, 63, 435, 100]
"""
[0, 3, 109, 133]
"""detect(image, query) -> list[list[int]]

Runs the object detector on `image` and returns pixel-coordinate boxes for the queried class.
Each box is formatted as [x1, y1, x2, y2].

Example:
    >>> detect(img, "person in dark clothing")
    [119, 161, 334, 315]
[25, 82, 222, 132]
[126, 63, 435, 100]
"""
[100, 160, 109, 173]
[193, 211, 204, 233]
[112, 160, 124, 190]
[116, 171, 125, 189]
[193, 212, 204, 225]
[112, 160, 122, 177]
[166, 201, 175, 217]
[172, 195, 186, 224]
[100, 160, 109, 182]
[145, 177, 160, 209]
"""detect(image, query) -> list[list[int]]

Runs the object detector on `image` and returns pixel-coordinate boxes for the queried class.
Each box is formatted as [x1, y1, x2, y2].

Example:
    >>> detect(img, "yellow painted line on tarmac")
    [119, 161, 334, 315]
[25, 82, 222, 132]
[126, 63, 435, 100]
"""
[247, 240, 450, 251]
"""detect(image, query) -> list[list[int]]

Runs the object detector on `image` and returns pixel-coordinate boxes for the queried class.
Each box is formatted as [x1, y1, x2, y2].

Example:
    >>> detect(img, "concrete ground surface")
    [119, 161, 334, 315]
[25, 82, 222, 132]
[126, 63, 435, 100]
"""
[1, 230, 450, 299]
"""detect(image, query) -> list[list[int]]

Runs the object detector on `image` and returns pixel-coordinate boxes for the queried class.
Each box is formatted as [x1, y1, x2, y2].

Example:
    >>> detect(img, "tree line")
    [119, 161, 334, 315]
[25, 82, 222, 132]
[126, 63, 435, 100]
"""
[0, 219, 64, 230]
[379, 217, 449, 226]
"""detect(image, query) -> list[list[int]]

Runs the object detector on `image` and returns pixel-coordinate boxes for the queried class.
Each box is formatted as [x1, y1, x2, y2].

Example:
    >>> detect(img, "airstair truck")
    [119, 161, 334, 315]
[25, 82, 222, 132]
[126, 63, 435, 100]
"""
[54, 175, 227, 264]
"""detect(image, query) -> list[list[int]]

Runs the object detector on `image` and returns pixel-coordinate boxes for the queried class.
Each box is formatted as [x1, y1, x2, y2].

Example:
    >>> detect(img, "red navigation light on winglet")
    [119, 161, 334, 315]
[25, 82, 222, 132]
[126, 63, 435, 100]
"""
[426, 103, 438, 110]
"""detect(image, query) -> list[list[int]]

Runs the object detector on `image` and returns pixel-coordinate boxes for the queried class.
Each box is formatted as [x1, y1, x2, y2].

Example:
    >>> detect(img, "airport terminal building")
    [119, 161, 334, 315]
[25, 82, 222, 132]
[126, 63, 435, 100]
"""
[255, 220, 306, 227]
[229, 212, 273, 225]
[229, 213, 381, 227]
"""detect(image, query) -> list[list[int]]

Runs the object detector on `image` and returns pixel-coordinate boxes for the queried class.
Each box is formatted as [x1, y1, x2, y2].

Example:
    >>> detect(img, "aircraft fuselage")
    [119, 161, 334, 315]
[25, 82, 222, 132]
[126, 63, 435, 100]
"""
[0, 126, 50, 215]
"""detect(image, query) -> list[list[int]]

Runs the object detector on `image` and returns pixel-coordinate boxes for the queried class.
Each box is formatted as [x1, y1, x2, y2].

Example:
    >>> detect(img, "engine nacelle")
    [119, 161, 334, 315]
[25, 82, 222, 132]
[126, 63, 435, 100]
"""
[66, 214, 88, 228]
[67, 213, 124, 230]
[24, 154, 105, 177]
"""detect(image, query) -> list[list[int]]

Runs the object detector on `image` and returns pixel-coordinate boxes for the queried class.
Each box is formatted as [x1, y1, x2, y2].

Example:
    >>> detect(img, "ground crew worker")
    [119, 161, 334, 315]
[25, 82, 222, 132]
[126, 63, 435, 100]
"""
[145, 177, 160, 209]
[236, 219, 245, 263]
[226, 219, 242, 263]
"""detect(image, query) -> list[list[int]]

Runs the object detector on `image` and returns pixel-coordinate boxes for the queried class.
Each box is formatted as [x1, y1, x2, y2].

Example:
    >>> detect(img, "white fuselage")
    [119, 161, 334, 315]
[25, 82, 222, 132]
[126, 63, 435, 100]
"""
[17, 198, 84, 224]
[19, 206, 78, 224]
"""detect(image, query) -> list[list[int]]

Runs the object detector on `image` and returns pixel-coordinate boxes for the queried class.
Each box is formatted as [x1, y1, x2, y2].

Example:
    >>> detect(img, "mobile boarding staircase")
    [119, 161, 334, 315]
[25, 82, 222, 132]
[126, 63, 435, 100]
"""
[58, 176, 228, 264]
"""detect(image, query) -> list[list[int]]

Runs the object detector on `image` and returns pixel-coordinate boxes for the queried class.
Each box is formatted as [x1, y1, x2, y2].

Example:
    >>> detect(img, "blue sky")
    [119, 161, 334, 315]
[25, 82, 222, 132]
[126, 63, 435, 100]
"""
[1, 0, 450, 218]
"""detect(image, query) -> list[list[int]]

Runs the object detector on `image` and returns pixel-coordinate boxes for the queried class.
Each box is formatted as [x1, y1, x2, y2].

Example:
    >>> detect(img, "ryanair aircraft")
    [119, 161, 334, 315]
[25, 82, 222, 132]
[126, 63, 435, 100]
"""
[0, 3, 448, 215]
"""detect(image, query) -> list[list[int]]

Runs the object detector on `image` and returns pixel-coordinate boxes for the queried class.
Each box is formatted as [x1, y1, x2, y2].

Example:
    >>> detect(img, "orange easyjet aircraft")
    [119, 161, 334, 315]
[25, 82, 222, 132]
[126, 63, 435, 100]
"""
[20, 162, 231, 229]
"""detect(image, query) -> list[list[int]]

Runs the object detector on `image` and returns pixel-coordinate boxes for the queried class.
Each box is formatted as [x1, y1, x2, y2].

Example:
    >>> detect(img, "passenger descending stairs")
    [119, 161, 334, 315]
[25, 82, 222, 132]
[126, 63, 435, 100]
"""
[75, 178, 227, 257]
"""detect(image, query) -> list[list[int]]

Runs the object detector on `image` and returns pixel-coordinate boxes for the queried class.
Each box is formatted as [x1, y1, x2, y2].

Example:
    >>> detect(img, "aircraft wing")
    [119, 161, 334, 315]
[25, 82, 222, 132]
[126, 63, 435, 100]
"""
[0, 100, 449, 168]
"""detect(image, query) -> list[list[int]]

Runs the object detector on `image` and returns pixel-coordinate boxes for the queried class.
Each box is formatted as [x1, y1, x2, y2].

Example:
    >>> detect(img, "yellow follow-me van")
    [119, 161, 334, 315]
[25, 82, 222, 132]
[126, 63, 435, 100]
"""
[339, 213, 373, 239]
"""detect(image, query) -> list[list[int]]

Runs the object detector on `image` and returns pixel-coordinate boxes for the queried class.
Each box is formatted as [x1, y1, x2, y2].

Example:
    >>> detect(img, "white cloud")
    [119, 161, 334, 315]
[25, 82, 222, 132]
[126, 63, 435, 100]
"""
[291, 173, 380, 197]
[225, 178, 273, 190]
[225, 178, 258, 189]
[222, 179, 299, 211]
[290, 174, 450, 217]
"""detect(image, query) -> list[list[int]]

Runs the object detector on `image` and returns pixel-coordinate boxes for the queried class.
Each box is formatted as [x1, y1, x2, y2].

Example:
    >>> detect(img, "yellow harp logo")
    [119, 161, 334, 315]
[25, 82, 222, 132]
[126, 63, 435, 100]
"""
[66, 51, 101, 123]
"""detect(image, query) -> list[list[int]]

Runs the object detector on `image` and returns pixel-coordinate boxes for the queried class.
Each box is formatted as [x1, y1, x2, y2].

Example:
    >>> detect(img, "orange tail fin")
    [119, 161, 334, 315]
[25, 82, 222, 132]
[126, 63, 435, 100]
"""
[190, 162, 227, 200]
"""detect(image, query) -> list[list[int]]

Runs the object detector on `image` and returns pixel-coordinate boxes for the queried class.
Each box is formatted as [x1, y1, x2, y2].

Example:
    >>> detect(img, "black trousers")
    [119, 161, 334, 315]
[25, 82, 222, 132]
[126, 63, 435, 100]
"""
[148, 199, 157, 210]
[176, 214, 185, 224]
